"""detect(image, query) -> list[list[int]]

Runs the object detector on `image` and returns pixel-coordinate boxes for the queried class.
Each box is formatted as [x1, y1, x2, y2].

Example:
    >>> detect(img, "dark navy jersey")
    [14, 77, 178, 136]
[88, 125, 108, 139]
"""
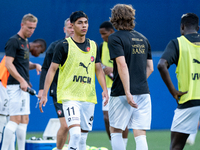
[108, 30, 152, 96]
[39, 39, 63, 97]
[5, 34, 30, 85]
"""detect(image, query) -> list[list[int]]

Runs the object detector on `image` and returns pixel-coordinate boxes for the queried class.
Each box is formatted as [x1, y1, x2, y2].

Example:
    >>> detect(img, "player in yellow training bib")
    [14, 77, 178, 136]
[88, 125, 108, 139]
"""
[39, 11, 109, 150]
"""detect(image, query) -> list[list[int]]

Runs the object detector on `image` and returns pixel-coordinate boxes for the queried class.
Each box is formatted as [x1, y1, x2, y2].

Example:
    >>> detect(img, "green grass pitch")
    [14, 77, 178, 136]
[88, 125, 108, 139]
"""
[20, 130, 200, 150]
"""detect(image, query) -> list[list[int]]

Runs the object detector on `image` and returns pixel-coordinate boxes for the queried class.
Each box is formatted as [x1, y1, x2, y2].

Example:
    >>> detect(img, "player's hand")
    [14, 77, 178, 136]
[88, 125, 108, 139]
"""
[35, 64, 42, 75]
[20, 80, 30, 92]
[126, 92, 138, 108]
[39, 95, 47, 113]
[37, 89, 44, 100]
[171, 89, 188, 104]
[102, 89, 109, 106]
[103, 66, 113, 75]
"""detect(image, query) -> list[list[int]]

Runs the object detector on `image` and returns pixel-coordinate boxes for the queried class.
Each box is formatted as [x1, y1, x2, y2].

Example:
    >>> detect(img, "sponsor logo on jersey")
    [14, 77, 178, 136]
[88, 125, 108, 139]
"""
[193, 59, 200, 64]
[79, 62, 91, 74]
[132, 44, 145, 54]
[192, 59, 200, 80]
[73, 75, 91, 84]
[192, 73, 200, 80]
[21, 44, 24, 48]
[73, 62, 92, 84]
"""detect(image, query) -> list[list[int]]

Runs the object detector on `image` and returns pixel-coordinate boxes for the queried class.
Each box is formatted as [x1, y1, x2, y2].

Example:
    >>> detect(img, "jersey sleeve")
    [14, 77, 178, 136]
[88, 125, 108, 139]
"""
[52, 40, 68, 66]
[108, 35, 124, 60]
[146, 40, 152, 59]
[5, 38, 18, 58]
[161, 39, 179, 66]
[95, 42, 101, 63]
[99, 42, 103, 59]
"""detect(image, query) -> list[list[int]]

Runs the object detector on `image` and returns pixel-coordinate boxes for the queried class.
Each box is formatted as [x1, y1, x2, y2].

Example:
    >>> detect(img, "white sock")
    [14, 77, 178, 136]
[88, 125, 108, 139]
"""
[1, 121, 18, 150]
[0, 115, 7, 143]
[79, 132, 88, 150]
[16, 123, 27, 150]
[111, 133, 125, 150]
[135, 135, 148, 150]
[8, 134, 16, 150]
[123, 138, 128, 148]
[187, 132, 197, 145]
[68, 127, 81, 150]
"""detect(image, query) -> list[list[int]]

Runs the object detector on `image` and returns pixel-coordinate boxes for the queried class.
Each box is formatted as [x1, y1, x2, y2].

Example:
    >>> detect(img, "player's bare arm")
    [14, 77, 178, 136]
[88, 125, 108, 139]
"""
[39, 62, 59, 112]
[103, 66, 113, 75]
[29, 61, 42, 75]
[95, 62, 109, 106]
[157, 58, 187, 103]
[5, 56, 29, 91]
[116, 56, 138, 108]
[146, 59, 154, 79]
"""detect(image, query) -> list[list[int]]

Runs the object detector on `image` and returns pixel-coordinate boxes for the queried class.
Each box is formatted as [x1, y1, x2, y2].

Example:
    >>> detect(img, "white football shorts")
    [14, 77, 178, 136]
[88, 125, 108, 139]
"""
[62, 100, 95, 131]
[102, 88, 111, 111]
[171, 106, 200, 134]
[7, 84, 30, 116]
[0, 82, 9, 116]
[109, 94, 151, 131]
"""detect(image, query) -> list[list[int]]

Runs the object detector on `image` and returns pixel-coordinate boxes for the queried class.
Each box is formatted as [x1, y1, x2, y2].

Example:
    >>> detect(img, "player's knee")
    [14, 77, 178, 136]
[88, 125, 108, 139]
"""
[60, 124, 69, 131]
[69, 127, 81, 142]
[79, 132, 88, 145]
[70, 132, 81, 142]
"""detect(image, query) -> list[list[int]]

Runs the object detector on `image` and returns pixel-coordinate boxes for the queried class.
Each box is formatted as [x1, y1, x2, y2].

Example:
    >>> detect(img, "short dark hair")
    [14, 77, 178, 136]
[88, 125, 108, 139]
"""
[181, 13, 199, 30]
[70, 11, 88, 23]
[99, 21, 114, 31]
[33, 38, 47, 51]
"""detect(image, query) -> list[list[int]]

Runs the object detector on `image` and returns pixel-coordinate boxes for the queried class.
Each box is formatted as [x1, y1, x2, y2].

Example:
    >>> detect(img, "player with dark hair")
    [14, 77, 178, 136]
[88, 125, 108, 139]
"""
[39, 11, 108, 150]
[157, 13, 200, 150]
[38, 18, 74, 150]
[108, 4, 153, 150]
[99, 21, 129, 148]
[29, 38, 47, 57]
[1, 13, 41, 150]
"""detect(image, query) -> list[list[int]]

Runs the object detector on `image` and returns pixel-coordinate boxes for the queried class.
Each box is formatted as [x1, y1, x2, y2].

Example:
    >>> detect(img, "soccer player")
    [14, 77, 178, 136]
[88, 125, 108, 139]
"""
[0, 38, 46, 150]
[29, 38, 47, 57]
[1, 13, 41, 150]
[108, 4, 153, 150]
[157, 13, 200, 150]
[38, 18, 74, 150]
[39, 11, 108, 150]
[99, 21, 129, 147]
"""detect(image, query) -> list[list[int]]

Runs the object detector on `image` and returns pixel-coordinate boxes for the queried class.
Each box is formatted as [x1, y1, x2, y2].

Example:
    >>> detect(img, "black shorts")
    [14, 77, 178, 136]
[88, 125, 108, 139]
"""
[52, 96, 64, 118]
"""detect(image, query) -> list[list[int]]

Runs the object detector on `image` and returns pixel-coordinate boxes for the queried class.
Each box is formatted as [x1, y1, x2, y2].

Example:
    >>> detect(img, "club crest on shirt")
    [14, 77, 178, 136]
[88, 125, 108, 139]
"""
[86, 46, 90, 52]
[57, 110, 62, 115]
[91, 56, 94, 62]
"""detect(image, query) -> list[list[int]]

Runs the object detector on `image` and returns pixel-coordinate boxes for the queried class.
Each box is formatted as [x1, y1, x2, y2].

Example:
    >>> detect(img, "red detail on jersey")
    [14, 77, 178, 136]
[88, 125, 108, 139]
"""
[57, 110, 62, 115]
[91, 56, 94, 62]
[21, 44, 24, 48]
[86, 47, 90, 52]
[27, 44, 29, 49]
